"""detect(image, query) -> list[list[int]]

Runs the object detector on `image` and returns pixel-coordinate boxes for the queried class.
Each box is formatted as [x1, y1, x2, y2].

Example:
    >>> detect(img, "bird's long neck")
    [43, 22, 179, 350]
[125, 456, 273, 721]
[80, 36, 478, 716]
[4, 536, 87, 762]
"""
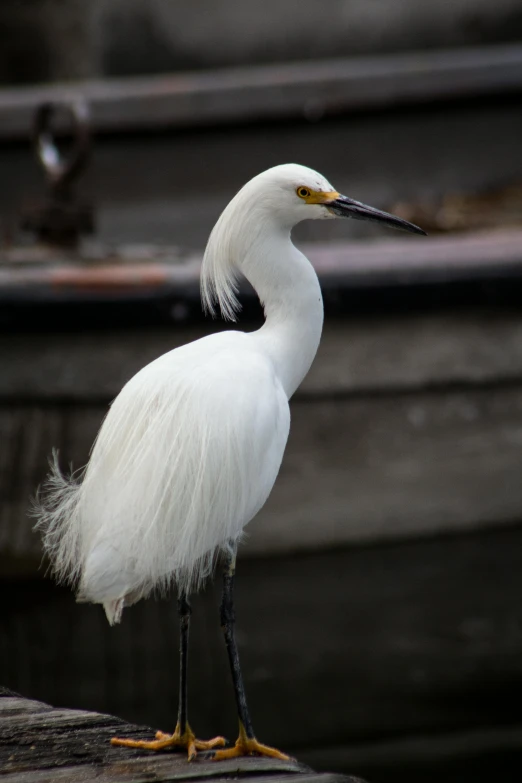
[241, 228, 324, 399]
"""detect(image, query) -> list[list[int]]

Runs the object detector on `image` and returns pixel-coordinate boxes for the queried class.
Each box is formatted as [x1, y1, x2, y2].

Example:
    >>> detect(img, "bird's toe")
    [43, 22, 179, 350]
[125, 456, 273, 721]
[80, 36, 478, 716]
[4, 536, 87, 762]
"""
[212, 735, 291, 761]
[111, 724, 226, 761]
[194, 735, 227, 750]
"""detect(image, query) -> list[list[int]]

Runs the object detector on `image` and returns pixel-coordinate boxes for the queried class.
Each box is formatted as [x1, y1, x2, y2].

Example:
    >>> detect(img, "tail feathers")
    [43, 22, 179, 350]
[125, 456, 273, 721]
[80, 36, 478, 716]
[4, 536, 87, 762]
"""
[102, 597, 125, 625]
[31, 450, 84, 587]
[76, 590, 125, 625]
[82, 587, 144, 625]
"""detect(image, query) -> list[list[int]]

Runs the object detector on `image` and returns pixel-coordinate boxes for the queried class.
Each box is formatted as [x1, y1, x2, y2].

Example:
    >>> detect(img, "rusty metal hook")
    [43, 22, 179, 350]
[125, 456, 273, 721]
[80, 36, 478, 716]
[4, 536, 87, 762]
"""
[33, 100, 90, 190]
[20, 99, 94, 245]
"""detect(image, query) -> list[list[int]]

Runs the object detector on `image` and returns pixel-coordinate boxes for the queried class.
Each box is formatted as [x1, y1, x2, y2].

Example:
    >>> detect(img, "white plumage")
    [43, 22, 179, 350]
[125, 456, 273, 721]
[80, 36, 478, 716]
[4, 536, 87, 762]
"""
[33, 163, 423, 626]
[34, 164, 332, 623]
[41, 334, 290, 623]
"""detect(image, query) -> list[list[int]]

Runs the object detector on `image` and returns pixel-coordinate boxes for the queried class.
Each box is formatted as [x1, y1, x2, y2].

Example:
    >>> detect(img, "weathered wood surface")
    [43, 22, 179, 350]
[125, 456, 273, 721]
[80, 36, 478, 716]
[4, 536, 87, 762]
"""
[0, 690, 361, 783]
[2, 231, 522, 301]
[3, 387, 522, 563]
[2, 100, 521, 249]
[3, 309, 522, 400]
[3, 525, 522, 782]
[3, 307, 522, 565]
[0, 44, 521, 140]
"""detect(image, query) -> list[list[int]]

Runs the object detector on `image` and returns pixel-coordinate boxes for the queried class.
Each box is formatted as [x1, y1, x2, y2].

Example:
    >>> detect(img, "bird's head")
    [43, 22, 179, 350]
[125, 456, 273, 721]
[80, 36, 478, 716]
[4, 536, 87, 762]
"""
[202, 163, 426, 321]
[252, 163, 426, 235]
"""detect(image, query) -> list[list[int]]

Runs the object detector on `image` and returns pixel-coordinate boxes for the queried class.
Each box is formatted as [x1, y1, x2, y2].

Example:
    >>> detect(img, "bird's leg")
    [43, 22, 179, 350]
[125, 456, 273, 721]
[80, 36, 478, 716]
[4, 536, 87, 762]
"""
[212, 547, 291, 762]
[111, 593, 225, 760]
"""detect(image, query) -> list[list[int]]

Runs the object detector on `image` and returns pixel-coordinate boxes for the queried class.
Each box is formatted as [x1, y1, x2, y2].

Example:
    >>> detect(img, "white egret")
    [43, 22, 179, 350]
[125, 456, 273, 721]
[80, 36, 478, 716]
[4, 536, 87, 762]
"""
[34, 163, 424, 761]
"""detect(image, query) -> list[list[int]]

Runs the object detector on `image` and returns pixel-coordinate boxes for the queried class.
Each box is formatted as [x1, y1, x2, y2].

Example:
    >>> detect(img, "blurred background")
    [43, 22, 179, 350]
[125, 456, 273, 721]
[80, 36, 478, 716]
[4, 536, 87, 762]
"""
[1, 2, 522, 782]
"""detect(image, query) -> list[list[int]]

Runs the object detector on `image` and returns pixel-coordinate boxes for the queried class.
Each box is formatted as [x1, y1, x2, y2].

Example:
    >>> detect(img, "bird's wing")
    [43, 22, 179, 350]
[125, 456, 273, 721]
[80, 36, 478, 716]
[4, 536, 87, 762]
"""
[53, 333, 290, 602]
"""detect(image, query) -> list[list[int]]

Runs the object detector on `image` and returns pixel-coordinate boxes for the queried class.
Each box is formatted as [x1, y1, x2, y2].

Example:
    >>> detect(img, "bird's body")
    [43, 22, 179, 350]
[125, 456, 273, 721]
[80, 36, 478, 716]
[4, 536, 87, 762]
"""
[37, 163, 329, 623]
[75, 331, 291, 622]
[34, 162, 424, 762]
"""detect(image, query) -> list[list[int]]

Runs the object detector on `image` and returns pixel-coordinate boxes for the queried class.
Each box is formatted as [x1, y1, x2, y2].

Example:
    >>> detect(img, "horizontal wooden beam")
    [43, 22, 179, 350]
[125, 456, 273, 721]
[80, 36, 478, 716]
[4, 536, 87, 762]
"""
[0, 691, 331, 782]
[3, 309, 522, 402]
[4, 379, 522, 562]
[2, 230, 522, 301]
[0, 44, 521, 140]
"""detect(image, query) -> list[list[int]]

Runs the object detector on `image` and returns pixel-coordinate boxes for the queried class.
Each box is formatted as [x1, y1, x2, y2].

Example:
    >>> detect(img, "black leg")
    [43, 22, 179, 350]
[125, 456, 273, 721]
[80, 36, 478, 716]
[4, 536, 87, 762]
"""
[213, 546, 290, 760]
[111, 590, 226, 758]
[220, 546, 255, 740]
[177, 592, 191, 735]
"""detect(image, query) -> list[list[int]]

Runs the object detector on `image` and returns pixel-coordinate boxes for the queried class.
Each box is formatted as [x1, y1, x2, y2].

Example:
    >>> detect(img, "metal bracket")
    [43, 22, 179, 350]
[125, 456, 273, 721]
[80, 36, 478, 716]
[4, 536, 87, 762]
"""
[20, 100, 94, 246]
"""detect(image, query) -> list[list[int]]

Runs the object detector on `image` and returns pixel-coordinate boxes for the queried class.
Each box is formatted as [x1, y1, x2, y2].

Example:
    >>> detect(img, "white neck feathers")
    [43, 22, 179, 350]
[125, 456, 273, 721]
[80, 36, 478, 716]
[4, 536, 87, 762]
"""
[201, 189, 324, 399]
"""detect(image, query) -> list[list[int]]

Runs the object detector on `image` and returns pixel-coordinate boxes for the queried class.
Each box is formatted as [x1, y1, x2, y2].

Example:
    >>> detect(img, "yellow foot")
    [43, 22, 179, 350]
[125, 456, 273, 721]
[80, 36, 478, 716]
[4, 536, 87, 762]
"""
[111, 722, 226, 762]
[212, 729, 290, 762]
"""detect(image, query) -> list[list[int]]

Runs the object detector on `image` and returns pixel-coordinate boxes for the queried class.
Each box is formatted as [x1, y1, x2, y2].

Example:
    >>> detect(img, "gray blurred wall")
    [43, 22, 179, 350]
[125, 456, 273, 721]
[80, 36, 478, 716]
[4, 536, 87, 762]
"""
[1, 0, 522, 84]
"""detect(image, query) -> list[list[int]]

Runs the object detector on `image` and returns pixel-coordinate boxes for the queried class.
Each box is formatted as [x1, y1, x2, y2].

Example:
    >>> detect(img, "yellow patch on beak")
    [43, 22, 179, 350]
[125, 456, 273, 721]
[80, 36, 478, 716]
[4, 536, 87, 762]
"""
[298, 188, 340, 205]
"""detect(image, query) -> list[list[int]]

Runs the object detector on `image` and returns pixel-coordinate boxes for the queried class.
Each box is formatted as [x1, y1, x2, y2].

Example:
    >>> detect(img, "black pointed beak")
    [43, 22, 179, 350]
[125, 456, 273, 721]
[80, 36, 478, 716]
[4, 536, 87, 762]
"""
[327, 195, 427, 236]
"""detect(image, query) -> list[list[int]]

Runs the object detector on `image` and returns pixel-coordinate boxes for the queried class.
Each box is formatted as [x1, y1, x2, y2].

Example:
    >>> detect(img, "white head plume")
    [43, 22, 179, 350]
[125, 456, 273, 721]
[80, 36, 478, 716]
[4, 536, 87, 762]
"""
[200, 163, 336, 321]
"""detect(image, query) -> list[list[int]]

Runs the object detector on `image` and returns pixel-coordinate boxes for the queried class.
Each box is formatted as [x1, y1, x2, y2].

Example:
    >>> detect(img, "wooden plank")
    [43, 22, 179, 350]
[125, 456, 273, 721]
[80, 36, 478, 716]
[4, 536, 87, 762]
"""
[0, 769, 356, 783]
[3, 382, 522, 562]
[0, 406, 63, 558]
[0, 693, 325, 783]
[2, 231, 522, 301]
[252, 385, 522, 552]
[3, 526, 522, 760]
[2, 100, 521, 251]
[0, 44, 521, 140]
[3, 307, 522, 401]
[0, 696, 52, 716]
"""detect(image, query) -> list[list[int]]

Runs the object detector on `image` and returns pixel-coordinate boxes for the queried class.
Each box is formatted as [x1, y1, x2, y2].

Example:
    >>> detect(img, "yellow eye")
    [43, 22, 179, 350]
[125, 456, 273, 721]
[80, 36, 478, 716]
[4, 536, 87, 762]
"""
[297, 186, 311, 199]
